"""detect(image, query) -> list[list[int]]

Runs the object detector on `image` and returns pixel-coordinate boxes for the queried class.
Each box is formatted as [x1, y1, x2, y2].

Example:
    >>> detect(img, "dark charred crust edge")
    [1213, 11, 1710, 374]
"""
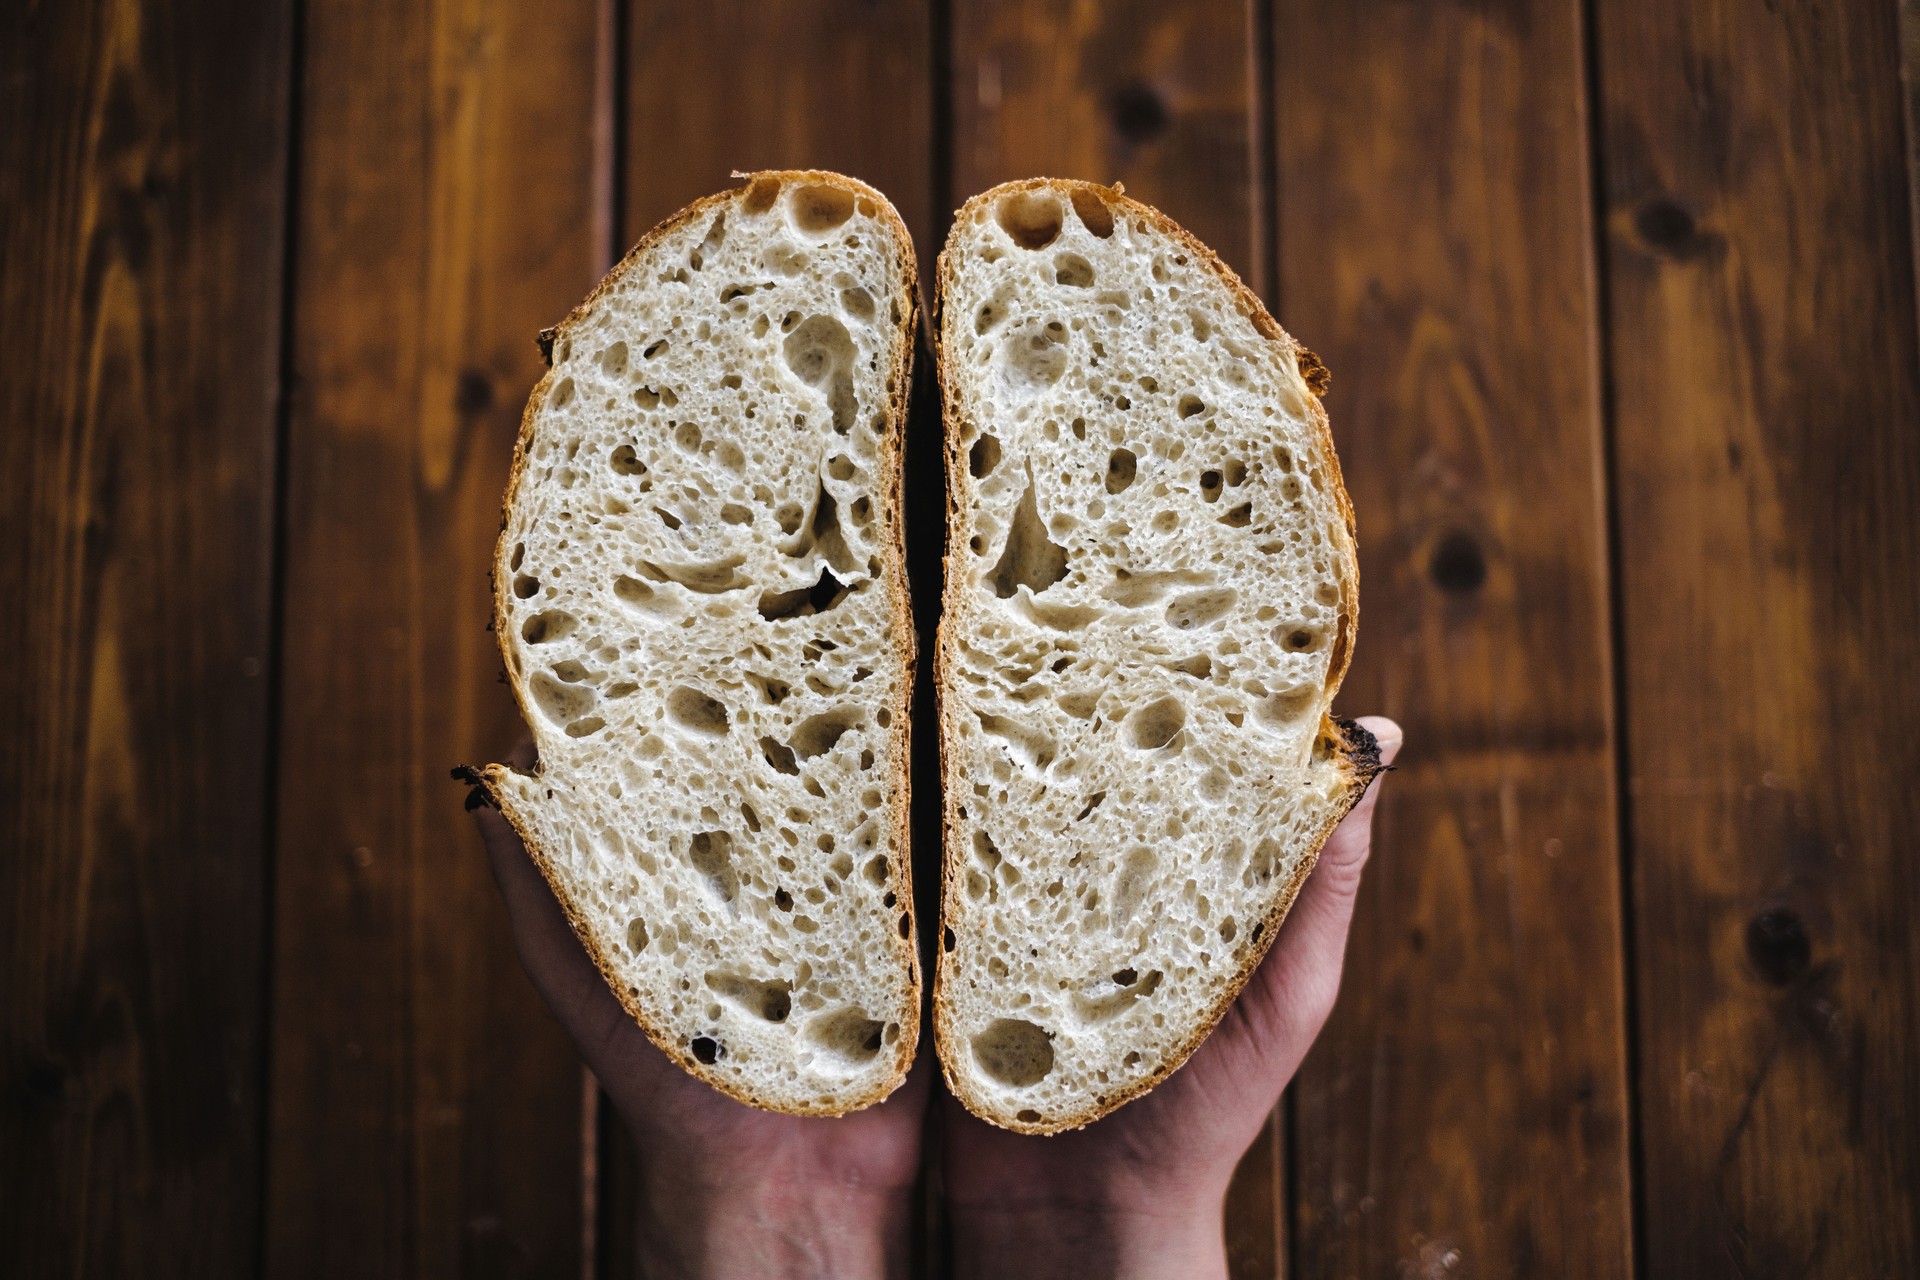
[450, 764, 497, 812]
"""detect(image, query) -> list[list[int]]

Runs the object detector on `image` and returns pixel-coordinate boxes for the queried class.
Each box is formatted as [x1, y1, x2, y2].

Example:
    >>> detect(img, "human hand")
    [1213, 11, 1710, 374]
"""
[470, 740, 930, 1280]
[939, 716, 1403, 1280]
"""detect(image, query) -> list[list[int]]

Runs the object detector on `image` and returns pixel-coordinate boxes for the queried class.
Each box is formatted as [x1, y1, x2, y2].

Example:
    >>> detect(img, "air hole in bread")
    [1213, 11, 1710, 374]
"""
[1074, 968, 1163, 1023]
[990, 477, 1071, 598]
[839, 285, 876, 322]
[827, 453, 857, 481]
[685, 831, 737, 902]
[1279, 626, 1321, 652]
[757, 566, 851, 620]
[806, 1007, 887, 1068]
[997, 191, 1064, 249]
[1105, 448, 1138, 493]
[977, 712, 1057, 774]
[783, 314, 857, 433]
[529, 671, 595, 727]
[789, 708, 860, 761]
[1126, 697, 1186, 751]
[1177, 394, 1206, 419]
[599, 341, 629, 376]
[1054, 253, 1095, 287]
[689, 1035, 722, 1064]
[1166, 588, 1237, 630]
[666, 686, 730, 737]
[1068, 187, 1115, 237]
[1219, 503, 1253, 527]
[1000, 322, 1069, 395]
[548, 377, 575, 410]
[512, 574, 541, 599]
[742, 176, 782, 213]
[1199, 469, 1223, 502]
[1225, 459, 1248, 487]
[1244, 837, 1283, 888]
[706, 971, 791, 1022]
[969, 434, 1003, 478]
[973, 1018, 1054, 1086]
[521, 609, 577, 644]
[609, 444, 648, 476]
[792, 184, 856, 235]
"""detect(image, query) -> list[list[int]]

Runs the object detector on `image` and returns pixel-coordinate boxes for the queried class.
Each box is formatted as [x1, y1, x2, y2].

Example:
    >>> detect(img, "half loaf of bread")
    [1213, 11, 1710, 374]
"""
[466, 172, 921, 1114]
[933, 180, 1381, 1133]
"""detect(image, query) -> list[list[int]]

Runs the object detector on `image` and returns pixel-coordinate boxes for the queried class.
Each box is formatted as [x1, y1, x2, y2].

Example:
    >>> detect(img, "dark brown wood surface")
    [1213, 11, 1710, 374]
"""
[264, 0, 604, 1274]
[0, 0, 291, 1274]
[5, 1, 1918, 1276]
[1272, 1, 1634, 1274]
[947, 5, 1284, 1273]
[1593, 0, 1920, 1274]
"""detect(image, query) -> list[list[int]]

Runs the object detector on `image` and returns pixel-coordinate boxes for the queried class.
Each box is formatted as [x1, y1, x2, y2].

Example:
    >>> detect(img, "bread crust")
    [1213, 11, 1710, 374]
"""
[930, 178, 1376, 1133]
[465, 171, 923, 1117]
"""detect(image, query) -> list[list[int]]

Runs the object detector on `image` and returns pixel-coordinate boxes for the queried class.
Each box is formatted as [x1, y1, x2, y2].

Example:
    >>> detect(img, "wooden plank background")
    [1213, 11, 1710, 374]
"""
[4, 1, 1915, 1276]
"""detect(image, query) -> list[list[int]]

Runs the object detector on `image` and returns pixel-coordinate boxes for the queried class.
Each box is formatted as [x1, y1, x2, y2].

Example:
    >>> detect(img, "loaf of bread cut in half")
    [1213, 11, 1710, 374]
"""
[464, 172, 921, 1115]
[932, 180, 1382, 1133]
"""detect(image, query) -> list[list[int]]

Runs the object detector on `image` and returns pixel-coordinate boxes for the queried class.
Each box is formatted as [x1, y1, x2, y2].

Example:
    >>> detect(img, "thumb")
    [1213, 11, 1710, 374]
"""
[1231, 716, 1402, 1065]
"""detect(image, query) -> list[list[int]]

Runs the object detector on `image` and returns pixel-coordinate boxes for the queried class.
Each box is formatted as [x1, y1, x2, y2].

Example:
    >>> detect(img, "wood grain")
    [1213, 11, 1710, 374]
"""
[1271, 0, 1634, 1274]
[625, 0, 935, 290]
[950, 0, 1261, 284]
[946, 5, 1285, 1275]
[264, 0, 605, 1274]
[0, 0, 290, 1274]
[1593, 0, 1920, 1273]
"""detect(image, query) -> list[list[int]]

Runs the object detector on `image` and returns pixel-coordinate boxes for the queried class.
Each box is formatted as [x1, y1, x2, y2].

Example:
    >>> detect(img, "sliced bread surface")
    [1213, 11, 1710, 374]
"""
[468, 172, 921, 1115]
[933, 179, 1381, 1133]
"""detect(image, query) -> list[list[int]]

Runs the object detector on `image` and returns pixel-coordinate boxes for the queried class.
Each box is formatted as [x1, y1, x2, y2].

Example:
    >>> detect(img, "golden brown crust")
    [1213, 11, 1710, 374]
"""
[929, 178, 1372, 1133]
[480, 171, 923, 1117]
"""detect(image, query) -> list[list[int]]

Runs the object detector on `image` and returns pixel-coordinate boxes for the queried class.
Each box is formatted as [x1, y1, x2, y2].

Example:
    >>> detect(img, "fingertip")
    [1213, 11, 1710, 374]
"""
[1358, 715, 1403, 767]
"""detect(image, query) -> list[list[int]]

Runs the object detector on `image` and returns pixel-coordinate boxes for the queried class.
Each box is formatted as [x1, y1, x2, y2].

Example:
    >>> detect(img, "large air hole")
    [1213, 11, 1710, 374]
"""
[705, 971, 792, 1022]
[1054, 253, 1095, 287]
[792, 183, 856, 234]
[1070, 187, 1115, 237]
[688, 830, 737, 903]
[1165, 588, 1237, 630]
[996, 191, 1064, 249]
[626, 918, 649, 952]
[757, 567, 851, 620]
[610, 444, 647, 476]
[989, 477, 1070, 598]
[999, 322, 1068, 395]
[1112, 846, 1159, 927]
[791, 709, 860, 761]
[743, 176, 782, 213]
[530, 671, 595, 727]
[521, 610, 577, 644]
[969, 434, 1003, 478]
[1126, 696, 1186, 751]
[1105, 449, 1138, 493]
[806, 1007, 887, 1068]
[633, 555, 747, 594]
[760, 736, 799, 775]
[783, 314, 857, 434]
[666, 686, 730, 737]
[1073, 968, 1164, 1023]
[972, 1018, 1054, 1087]
[977, 713, 1058, 773]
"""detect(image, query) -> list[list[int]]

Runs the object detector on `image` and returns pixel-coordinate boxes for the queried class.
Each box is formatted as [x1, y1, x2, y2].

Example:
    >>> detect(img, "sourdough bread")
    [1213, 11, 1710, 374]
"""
[466, 172, 921, 1115]
[933, 180, 1380, 1133]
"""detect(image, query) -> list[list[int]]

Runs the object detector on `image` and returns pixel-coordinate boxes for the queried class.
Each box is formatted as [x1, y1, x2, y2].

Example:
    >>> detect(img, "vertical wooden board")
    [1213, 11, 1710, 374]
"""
[946, 5, 1283, 1276]
[950, 0, 1260, 282]
[0, 0, 290, 1274]
[1593, 0, 1920, 1273]
[1272, 0, 1632, 1274]
[625, 0, 934, 283]
[266, 0, 604, 1275]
